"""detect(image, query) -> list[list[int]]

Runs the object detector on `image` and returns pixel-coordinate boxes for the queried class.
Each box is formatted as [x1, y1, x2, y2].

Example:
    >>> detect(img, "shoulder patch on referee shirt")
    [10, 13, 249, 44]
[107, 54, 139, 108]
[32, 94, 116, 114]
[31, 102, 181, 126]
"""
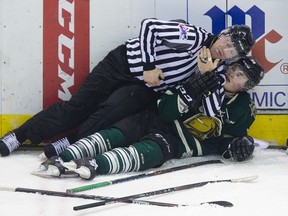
[178, 23, 189, 40]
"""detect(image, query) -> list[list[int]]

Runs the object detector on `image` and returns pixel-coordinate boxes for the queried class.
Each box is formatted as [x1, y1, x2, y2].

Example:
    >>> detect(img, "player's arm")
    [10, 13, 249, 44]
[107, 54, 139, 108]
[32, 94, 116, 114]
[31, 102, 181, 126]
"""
[158, 71, 221, 122]
[203, 93, 257, 161]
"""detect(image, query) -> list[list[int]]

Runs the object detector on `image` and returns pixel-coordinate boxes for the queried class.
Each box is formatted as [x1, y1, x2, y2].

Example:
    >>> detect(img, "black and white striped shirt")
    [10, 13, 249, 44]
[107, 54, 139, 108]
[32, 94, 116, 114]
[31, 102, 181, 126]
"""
[202, 68, 226, 117]
[125, 18, 212, 92]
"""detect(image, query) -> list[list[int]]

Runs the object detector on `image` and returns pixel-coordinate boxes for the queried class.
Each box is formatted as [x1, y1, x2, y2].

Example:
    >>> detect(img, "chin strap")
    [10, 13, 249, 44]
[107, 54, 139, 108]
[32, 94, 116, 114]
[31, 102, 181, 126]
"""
[224, 91, 237, 98]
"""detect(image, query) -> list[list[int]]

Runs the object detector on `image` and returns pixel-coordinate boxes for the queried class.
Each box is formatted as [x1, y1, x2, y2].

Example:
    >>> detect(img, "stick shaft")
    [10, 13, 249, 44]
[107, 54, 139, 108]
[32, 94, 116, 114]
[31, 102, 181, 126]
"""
[0, 186, 209, 207]
[73, 179, 228, 210]
[267, 145, 287, 150]
[73, 175, 258, 211]
[67, 159, 222, 193]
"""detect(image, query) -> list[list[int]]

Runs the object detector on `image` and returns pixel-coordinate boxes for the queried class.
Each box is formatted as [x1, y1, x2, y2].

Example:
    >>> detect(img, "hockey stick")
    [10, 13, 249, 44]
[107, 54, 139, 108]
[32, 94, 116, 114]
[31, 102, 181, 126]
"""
[253, 138, 287, 150]
[0, 186, 231, 208]
[73, 175, 258, 211]
[266, 145, 287, 150]
[66, 159, 222, 193]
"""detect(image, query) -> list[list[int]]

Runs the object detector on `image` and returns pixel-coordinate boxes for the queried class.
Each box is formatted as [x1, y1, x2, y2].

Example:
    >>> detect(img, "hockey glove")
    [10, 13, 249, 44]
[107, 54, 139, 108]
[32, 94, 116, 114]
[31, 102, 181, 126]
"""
[179, 71, 221, 106]
[223, 136, 255, 162]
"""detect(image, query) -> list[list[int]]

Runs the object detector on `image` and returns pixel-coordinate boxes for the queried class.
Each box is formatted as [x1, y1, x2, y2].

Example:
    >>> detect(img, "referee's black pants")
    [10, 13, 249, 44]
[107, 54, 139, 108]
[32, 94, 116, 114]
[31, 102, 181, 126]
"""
[14, 45, 159, 144]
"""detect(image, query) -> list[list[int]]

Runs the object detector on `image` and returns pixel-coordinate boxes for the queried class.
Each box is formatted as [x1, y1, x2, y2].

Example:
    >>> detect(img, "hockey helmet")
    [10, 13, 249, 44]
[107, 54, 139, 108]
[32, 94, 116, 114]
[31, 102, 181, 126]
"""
[233, 56, 265, 90]
[220, 25, 255, 56]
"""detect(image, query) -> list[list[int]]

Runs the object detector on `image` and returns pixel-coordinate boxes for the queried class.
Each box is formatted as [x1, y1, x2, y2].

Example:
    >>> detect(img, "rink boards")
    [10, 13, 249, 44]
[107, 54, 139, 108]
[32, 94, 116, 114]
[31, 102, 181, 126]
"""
[0, 0, 287, 145]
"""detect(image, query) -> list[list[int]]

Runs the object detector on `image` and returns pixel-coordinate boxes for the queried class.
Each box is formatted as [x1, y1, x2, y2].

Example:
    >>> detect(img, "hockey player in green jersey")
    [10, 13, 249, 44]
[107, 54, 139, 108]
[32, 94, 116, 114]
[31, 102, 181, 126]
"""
[0, 20, 254, 157]
[33, 55, 264, 180]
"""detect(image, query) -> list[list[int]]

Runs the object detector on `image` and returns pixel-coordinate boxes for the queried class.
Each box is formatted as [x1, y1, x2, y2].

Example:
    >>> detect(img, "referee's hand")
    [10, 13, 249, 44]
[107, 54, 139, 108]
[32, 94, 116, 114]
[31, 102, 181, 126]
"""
[143, 68, 164, 86]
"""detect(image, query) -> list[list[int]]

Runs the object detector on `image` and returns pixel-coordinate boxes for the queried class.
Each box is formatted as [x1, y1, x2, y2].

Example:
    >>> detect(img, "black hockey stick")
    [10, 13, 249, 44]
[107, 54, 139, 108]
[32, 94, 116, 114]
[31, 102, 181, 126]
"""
[73, 175, 258, 211]
[266, 145, 287, 150]
[0, 186, 231, 208]
[66, 159, 222, 193]
[253, 138, 287, 150]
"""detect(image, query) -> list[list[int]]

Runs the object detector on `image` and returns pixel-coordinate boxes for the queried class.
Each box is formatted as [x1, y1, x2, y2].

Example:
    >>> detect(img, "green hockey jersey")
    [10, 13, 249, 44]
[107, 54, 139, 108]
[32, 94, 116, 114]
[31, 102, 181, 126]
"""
[157, 88, 256, 158]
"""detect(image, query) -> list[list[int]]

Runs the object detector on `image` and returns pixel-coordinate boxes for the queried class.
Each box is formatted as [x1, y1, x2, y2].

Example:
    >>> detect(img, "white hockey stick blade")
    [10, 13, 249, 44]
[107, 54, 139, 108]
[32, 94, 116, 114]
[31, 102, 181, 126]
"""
[230, 175, 259, 183]
[253, 138, 269, 149]
[0, 186, 16, 192]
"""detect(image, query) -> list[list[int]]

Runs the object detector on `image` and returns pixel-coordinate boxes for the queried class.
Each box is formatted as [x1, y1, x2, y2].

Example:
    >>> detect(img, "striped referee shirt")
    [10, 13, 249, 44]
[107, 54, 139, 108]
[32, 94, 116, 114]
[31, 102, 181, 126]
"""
[202, 67, 226, 117]
[125, 18, 213, 92]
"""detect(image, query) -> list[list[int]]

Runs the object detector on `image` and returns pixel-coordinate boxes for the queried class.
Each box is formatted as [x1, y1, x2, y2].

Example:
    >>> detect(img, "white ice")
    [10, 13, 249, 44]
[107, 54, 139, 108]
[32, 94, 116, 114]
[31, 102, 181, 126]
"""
[0, 147, 287, 216]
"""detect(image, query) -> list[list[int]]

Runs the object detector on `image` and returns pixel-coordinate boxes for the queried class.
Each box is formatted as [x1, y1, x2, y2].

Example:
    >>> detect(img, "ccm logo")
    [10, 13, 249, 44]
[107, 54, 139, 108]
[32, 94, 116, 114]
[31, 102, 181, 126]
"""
[58, 0, 75, 100]
[43, 0, 89, 108]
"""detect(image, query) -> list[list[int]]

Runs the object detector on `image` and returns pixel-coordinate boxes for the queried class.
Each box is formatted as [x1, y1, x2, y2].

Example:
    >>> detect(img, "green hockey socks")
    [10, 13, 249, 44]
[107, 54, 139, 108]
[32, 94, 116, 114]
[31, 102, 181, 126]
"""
[95, 140, 164, 174]
[59, 128, 126, 162]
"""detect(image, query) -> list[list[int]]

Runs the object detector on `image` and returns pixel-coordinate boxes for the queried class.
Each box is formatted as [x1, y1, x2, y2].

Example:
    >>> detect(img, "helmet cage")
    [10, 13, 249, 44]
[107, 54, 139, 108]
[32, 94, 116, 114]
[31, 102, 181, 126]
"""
[233, 58, 264, 91]
[220, 25, 255, 56]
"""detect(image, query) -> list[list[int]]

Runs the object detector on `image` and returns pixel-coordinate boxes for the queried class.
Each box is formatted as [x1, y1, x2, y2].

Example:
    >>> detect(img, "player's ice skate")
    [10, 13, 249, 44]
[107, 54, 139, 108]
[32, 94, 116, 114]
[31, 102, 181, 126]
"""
[32, 156, 98, 180]
[62, 158, 98, 181]
[31, 156, 77, 178]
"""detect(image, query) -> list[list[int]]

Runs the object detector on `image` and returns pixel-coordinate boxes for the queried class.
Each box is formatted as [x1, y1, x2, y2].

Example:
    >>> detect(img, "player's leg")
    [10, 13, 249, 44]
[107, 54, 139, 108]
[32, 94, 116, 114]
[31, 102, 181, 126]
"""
[57, 110, 156, 161]
[75, 131, 179, 179]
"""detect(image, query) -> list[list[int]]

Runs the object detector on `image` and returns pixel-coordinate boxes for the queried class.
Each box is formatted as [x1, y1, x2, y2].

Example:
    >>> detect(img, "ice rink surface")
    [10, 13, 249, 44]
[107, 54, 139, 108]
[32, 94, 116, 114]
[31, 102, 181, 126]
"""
[0, 147, 287, 216]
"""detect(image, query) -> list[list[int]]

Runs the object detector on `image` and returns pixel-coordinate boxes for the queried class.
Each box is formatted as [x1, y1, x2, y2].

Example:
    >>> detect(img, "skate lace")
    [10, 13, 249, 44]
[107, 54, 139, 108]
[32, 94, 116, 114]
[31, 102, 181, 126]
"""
[1, 133, 20, 152]
[52, 137, 70, 155]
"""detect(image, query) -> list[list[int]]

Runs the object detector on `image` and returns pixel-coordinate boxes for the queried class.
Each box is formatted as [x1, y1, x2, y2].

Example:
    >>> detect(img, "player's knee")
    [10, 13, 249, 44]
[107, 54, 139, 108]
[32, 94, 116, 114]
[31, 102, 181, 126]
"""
[132, 140, 164, 171]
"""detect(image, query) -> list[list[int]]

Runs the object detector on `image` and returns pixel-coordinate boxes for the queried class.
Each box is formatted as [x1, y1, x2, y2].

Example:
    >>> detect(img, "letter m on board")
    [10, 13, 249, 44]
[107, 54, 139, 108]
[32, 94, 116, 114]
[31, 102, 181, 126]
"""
[204, 5, 265, 40]
[204, 5, 283, 72]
